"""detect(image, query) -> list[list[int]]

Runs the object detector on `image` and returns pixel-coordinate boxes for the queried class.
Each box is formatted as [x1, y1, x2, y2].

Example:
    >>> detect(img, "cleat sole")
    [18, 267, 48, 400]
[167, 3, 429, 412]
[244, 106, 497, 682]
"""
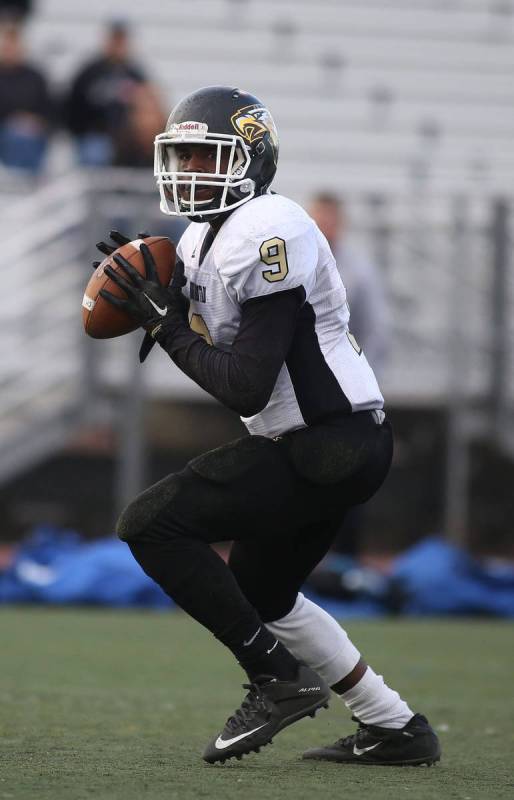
[303, 753, 441, 767]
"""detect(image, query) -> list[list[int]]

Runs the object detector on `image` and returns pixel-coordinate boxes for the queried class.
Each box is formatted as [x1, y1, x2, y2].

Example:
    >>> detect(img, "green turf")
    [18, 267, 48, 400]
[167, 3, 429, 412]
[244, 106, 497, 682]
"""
[1, 609, 513, 800]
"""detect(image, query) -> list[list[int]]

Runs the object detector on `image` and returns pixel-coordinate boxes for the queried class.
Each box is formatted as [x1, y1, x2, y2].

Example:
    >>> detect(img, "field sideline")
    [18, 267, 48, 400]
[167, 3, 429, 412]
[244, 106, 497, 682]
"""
[1, 609, 513, 800]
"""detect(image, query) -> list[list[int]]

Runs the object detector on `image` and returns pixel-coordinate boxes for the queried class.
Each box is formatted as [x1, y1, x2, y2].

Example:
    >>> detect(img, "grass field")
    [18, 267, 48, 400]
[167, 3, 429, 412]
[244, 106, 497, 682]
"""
[1, 609, 513, 800]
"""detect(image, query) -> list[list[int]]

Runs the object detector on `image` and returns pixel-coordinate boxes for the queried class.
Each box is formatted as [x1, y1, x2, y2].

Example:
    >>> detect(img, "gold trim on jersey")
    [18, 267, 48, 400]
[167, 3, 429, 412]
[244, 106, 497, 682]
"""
[189, 312, 213, 345]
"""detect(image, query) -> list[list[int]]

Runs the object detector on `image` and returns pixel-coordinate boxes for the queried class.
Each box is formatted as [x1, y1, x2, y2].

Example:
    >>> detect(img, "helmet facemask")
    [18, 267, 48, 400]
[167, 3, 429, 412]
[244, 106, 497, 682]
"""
[154, 125, 254, 218]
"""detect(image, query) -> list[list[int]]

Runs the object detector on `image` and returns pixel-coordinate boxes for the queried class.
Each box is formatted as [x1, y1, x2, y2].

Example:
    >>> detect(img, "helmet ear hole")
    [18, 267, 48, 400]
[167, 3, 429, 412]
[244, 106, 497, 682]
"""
[255, 141, 265, 156]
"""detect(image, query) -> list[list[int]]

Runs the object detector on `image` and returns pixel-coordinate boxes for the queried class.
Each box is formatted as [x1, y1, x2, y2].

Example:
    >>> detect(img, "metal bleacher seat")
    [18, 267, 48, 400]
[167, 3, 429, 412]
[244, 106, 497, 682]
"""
[0, 0, 512, 481]
[29, 0, 514, 194]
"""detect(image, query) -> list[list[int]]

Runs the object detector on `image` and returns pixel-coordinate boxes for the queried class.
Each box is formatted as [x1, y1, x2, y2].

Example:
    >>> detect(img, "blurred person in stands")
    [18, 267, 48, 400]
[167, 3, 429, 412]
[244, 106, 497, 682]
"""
[307, 192, 390, 570]
[0, 23, 52, 172]
[0, 0, 32, 24]
[309, 192, 389, 380]
[111, 82, 187, 243]
[113, 82, 166, 168]
[63, 19, 147, 167]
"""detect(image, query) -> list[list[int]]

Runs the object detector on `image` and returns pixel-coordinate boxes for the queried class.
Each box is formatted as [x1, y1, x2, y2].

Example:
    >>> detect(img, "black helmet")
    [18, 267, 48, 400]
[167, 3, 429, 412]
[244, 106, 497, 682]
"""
[154, 85, 279, 220]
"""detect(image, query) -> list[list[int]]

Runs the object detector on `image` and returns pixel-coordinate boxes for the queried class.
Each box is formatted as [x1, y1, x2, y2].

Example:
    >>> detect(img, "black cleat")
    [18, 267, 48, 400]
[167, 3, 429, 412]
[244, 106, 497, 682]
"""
[203, 665, 330, 764]
[302, 713, 441, 766]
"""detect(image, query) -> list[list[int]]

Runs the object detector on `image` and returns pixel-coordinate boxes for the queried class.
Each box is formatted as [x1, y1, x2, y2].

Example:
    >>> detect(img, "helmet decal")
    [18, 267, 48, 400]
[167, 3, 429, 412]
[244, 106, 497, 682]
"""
[168, 121, 209, 137]
[231, 105, 278, 146]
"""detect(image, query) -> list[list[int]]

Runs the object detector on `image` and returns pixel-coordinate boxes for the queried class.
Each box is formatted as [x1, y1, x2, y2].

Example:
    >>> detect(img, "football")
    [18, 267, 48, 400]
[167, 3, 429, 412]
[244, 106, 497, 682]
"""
[82, 236, 176, 339]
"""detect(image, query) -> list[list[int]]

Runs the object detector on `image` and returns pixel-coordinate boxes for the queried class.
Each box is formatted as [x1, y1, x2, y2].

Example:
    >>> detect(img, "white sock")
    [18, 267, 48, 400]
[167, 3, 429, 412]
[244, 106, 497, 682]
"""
[266, 592, 361, 685]
[267, 592, 413, 729]
[340, 667, 413, 729]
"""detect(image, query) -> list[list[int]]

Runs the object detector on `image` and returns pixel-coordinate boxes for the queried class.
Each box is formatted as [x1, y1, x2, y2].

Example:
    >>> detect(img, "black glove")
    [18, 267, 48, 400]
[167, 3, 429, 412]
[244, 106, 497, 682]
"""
[138, 259, 188, 362]
[91, 229, 150, 269]
[92, 230, 188, 363]
[100, 241, 173, 324]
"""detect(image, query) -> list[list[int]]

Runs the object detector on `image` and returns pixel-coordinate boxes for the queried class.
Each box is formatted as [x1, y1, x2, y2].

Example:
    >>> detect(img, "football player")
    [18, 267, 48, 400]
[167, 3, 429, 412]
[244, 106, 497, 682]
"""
[95, 86, 440, 766]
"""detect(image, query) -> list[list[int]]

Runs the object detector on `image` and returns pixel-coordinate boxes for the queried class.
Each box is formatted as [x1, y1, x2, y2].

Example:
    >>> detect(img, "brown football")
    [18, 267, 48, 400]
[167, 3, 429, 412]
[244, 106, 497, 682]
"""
[82, 236, 176, 339]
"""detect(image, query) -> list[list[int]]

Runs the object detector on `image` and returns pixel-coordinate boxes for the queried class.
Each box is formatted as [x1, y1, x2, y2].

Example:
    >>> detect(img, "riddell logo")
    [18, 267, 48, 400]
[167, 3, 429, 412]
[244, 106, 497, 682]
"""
[169, 121, 209, 137]
[176, 121, 207, 131]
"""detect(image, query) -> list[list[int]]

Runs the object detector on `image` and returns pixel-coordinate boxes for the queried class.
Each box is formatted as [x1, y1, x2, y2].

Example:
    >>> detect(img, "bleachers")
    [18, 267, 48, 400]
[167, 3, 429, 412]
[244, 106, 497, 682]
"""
[0, 0, 512, 482]
[27, 0, 514, 199]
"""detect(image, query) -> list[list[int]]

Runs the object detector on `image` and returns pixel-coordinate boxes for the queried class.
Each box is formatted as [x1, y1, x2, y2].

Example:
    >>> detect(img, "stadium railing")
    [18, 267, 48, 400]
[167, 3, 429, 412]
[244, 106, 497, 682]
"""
[1, 169, 512, 472]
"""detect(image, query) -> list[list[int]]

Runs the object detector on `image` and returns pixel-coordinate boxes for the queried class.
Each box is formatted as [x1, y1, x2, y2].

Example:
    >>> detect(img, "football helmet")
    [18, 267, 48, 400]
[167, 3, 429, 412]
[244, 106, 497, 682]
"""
[154, 85, 279, 219]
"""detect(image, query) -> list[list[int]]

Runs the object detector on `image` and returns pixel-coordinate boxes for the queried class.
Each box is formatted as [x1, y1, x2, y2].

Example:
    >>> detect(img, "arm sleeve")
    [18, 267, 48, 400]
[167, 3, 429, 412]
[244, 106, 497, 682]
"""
[155, 287, 305, 417]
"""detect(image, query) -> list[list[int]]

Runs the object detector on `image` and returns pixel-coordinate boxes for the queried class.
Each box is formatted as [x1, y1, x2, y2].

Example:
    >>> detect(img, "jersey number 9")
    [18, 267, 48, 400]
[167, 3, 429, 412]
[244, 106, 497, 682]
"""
[260, 237, 289, 283]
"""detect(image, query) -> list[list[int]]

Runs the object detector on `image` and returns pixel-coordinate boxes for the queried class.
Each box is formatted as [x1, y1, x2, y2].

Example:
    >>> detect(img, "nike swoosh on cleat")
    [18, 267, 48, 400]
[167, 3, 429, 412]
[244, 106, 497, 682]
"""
[214, 724, 268, 750]
[143, 293, 168, 316]
[266, 640, 278, 655]
[353, 742, 382, 756]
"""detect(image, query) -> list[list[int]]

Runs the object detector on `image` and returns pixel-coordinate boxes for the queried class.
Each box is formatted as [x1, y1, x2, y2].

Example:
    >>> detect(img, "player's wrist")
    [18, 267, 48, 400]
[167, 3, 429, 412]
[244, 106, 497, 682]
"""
[146, 308, 187, 342]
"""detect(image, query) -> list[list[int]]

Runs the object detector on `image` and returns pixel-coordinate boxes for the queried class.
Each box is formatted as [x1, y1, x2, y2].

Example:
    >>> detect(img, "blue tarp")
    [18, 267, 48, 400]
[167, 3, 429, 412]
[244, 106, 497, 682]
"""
[1, 528, 513, 617]
[391, 536, 514, 617]
[306, 536, 514, 618]
[0, 526, 172, 608]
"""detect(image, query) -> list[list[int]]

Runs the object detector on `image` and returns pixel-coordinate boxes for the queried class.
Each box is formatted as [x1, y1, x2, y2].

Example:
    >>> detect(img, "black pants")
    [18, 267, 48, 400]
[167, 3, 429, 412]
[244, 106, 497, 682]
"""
[119, 411, 393, 644]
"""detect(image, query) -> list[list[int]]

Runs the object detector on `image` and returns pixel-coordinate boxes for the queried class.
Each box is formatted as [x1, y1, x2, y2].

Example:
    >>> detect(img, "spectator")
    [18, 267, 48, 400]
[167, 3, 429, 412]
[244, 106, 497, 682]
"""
[113, 82, 166, 168]
[110, 83, 186, 249]
[0, 23, 52, 172]
[307, 192, 390, 564]
[308, 192, 389, 378]
[63, 20, 147, 167]
[0, 0, 32, 24]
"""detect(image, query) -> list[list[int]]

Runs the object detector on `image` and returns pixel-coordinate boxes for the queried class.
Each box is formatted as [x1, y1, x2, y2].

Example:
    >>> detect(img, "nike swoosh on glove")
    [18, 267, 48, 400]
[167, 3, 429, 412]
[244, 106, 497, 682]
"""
[138, 258, 189, 363]
[99, 241, 186, 336]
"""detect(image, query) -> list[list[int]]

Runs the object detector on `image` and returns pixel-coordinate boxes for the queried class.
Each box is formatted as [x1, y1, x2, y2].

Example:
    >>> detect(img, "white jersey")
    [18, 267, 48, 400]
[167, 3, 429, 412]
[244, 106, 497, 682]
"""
[177, 193, 384, 438]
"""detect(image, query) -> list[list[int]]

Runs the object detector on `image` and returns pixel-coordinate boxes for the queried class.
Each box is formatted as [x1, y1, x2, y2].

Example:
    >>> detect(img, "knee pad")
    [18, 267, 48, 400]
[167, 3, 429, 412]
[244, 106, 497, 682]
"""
[116, 472, 181, 542]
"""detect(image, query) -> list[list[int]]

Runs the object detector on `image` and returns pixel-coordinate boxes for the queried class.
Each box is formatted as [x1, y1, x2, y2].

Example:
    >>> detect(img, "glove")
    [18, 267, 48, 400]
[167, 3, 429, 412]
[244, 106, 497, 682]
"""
[93, 229, 188, 363]
[99, 240, 177, 324]
[138, 260, 188, 362]
[91, 229, 150, 269]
